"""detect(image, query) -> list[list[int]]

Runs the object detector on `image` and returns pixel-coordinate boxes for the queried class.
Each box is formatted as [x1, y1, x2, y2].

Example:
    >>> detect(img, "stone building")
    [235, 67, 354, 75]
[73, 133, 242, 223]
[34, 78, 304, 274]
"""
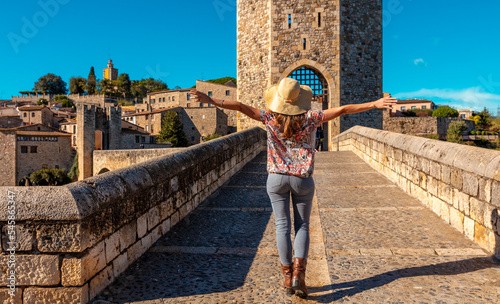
[18, 105, 73, 129]
[383, 116, 475, 140]
[195, 80, 237, 132]
[136, 80, 237, 132]
[0, 115, 23, 128]
[127, 106, 228, 145]
[390, 99, 436, 117]
[237, 0, 384, 150]
[0, 106, 19, 116]
[12, 92, 53, 104]
[18, 105, 55, 126]
[458, 108, 473, 119]
[59, 118, 77, 148]
[0, 124, 74, 186]
[103, 59, 118, 80]
[137, 88, 194, 112]
[52, 108, 76, 119]
[77, 103, 122, 180]
[76, 102, 164, 180]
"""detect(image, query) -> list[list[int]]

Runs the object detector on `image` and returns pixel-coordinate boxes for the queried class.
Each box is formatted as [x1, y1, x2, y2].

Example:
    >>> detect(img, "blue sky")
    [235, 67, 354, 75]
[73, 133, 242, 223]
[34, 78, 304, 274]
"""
[1, 0, 499, 115]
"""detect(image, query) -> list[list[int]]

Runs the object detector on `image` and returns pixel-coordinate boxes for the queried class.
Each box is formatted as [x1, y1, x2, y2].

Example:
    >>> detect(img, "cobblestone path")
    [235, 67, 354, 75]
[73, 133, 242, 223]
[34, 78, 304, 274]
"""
[94, 151, 500, 304]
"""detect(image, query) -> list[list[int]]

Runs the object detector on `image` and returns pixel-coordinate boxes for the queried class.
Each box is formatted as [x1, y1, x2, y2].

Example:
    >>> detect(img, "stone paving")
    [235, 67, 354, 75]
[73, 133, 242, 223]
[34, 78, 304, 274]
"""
[94, 151, 500, 304]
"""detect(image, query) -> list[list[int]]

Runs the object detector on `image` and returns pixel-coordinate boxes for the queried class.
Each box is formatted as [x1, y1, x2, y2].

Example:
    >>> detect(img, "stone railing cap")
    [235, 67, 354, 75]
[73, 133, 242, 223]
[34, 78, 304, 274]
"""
[341, 126, 500, 180]
[0, 127, 265, 221]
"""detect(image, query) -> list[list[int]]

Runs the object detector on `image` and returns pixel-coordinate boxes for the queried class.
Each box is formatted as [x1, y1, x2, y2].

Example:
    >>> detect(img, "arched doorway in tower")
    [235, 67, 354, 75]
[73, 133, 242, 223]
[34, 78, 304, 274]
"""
[288, 66, 329, 151]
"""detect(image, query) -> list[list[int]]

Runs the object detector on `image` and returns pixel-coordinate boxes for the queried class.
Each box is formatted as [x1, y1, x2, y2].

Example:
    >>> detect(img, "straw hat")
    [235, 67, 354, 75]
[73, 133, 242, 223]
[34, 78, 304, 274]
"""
[264, 77, 313, 115]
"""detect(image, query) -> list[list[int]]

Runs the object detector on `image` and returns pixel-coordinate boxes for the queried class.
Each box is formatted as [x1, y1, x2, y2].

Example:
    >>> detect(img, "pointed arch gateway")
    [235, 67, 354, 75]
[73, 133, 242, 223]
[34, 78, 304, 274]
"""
[280, 60, 335, 151]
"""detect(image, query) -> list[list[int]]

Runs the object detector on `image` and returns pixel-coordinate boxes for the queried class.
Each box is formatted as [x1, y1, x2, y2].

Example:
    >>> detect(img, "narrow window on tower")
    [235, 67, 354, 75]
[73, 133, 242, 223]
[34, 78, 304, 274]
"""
[288, 14, 292, 29]
[318, 12, 321, 27]
[303, 38, 307, 50]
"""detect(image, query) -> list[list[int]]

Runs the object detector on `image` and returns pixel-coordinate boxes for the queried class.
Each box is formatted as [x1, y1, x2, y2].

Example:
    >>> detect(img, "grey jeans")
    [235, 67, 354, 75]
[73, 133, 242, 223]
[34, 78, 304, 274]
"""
[266, 173, 315, 266]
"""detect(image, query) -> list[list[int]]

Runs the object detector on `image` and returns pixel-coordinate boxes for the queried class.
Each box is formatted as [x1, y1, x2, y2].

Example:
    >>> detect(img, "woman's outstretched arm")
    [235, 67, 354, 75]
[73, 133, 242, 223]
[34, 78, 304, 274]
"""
[321, 95, 397, 123]
[189, 90, 261, 121]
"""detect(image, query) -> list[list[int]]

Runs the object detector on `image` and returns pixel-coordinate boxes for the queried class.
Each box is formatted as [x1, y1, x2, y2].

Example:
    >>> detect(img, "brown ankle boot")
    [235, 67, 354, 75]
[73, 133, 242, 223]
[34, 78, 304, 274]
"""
[292, 257, 308, 298]
[281, 264, 294, 295]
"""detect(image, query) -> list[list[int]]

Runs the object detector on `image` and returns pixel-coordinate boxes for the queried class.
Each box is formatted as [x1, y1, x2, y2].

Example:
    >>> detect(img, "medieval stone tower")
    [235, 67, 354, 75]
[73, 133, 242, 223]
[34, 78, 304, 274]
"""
[77, 102, 122, 180]
[237, 0, 383, 150]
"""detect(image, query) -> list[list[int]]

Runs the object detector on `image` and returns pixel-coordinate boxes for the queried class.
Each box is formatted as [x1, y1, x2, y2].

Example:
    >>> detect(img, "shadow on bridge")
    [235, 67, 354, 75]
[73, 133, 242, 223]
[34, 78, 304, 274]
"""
[97, 151, 285, 303]
[96, 150, 500, 303]
[306, 255, 500, 303]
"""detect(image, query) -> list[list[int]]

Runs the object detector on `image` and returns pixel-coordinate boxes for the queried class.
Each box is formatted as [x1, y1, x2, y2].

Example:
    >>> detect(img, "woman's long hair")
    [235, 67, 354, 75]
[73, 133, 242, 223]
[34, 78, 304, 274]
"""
[271, 111, 306, 139]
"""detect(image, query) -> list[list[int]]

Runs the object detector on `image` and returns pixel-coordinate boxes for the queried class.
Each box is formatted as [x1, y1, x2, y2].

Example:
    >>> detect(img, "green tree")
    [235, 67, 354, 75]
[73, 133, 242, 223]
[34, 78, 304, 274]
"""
[67, 153, 79, 182]
[432, 106, 459, 118]
[37, 98, 48, 105]
[69, 76, 87, 95]
[400, 110, 416, 117]
[29, 168, 71, 186]
[33, 73, 68, 95]
[98, 79, 113, 95]
[131, 80, 148, 100]
[472, 107, 493, 129]
[446, 120, 468, 144]
[491, 117, 500, 131]
[203, 134, 222, 142]
[191, 76, 237, 88]
[409, 108, 433, 117]
[54, 95, 74, 108]
[87, 66, 97, 95]
[141, 78, 168, 93]
[117, 73, 132, 97]
[129, 78, 168, 100]
[157, 111, 188, 147]
[470, 115, 482, 129]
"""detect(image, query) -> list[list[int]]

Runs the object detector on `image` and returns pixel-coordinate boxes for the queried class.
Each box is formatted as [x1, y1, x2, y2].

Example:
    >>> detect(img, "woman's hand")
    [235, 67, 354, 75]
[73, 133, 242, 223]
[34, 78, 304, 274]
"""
[189, 90, 213, 105]
[373, 94, 398, 110]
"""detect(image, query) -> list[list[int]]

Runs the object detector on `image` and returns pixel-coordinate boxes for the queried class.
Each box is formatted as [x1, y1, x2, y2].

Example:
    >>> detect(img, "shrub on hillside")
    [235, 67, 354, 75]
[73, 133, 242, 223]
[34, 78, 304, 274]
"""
[29, 168, 71, 186]
[446, 120, 468, 144]
[432, 106, 459, 118]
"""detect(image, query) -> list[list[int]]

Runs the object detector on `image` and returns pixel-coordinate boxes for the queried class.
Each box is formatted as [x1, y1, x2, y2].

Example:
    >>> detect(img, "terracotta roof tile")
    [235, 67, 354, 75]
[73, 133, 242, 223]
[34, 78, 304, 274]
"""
[16, 130, 71, 136]
[18, 105, 47, 111]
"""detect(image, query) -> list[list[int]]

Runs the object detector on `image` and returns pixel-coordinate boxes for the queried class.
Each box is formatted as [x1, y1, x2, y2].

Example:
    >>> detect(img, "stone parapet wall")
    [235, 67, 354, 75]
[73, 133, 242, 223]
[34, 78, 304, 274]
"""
[12, 94, 53, 103]
[93, 147, 185, 175]
[332, 126, 500, 259]
[383, 117, 476, 139]
[0, 127, 266, 303]
[0, 131, 16, 186]
[118, 134, 171, 150]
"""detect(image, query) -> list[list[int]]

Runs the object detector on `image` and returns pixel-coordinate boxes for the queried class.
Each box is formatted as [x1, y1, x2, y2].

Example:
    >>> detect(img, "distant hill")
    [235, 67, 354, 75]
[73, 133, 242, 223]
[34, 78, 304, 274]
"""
[191, 77, 237, 88]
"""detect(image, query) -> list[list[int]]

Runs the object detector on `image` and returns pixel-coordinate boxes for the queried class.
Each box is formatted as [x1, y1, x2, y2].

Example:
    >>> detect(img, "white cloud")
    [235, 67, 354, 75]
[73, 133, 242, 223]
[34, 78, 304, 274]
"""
[394, 87, 500, 112]
[413, 58, 427, 67]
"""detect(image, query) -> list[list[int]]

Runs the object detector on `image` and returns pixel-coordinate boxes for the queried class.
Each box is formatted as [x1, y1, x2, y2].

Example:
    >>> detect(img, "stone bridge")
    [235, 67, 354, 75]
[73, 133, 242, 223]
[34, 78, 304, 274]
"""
[93, 148, 186, 176]
[1, 126, 499, 303]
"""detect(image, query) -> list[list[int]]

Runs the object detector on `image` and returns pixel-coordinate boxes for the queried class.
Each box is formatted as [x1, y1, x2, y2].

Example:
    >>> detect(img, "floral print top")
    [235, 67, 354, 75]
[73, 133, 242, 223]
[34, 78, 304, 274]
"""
[260, 109, 325, 178]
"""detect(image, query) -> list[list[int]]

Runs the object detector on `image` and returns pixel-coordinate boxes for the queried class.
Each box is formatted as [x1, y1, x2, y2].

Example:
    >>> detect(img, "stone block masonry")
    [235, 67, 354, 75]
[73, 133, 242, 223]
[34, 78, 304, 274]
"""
[237, 0, 383, 150]
[332, 126, 500, 259]
[93, 148, 186, 175]
[0, 127, 266, 304]
[383, 116, 476, 140]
